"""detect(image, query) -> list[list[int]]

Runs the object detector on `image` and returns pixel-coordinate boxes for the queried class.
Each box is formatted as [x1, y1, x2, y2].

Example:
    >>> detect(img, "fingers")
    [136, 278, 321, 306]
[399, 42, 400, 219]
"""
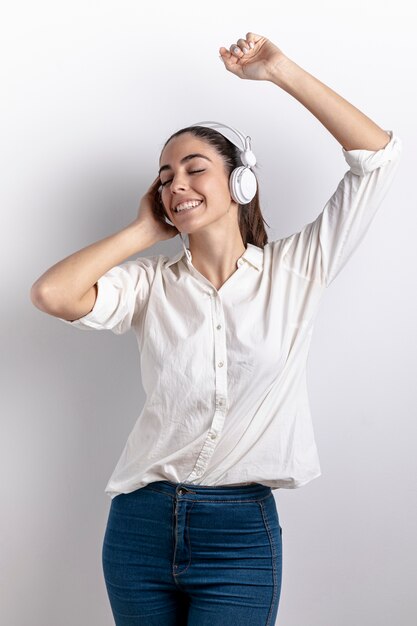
[151, 175, 161, 189]
[227, 39, 250, 58]
[146, 175, 162, 197]
[219, 46, 233, 63]
[246, 32, 262, 45]
[219, 32, 259, 62]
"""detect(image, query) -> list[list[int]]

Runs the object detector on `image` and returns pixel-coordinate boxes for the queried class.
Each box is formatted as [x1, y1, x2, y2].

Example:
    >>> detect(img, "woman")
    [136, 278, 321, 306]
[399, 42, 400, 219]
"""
[30, 32, 402, 626]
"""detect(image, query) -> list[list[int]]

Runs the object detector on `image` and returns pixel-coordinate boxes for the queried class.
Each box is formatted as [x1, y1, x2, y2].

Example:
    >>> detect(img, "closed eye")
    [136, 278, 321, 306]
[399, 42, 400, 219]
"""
[160, 169, 206, 187]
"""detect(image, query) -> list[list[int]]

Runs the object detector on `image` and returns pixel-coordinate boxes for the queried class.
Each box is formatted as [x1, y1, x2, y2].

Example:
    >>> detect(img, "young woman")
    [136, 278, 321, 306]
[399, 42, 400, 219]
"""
[30, 31, 402, 626]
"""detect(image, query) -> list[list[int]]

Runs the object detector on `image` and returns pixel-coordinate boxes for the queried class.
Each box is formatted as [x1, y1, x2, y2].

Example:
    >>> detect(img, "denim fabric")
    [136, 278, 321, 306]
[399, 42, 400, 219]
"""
[102, 480, 283, 625]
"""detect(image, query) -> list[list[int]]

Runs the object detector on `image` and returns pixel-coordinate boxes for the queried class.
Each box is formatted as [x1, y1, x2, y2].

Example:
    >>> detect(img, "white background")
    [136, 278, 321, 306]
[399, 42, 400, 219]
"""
[1, 1, 416, 624]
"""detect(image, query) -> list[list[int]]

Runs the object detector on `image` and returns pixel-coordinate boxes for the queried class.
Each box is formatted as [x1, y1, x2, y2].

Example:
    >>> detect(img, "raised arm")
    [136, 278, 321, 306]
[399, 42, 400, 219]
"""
[219, 32, 390, 151]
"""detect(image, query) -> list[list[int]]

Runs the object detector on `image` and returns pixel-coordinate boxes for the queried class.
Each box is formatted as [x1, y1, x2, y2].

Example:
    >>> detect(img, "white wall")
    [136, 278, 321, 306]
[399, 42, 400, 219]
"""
[1, 1, 416, 624]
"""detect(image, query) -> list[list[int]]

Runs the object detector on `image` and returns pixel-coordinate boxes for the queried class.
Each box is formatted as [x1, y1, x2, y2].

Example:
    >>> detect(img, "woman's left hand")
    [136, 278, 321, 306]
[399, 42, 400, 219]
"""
[219, 32, 289, 82]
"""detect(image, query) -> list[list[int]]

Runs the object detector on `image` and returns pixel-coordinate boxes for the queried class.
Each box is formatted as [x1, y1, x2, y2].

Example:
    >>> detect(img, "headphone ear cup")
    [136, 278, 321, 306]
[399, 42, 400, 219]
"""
[229, 167, 257, 204]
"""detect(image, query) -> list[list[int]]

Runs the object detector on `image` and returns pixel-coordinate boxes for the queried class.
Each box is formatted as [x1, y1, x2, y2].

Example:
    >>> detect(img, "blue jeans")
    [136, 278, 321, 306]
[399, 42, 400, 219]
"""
[102, 480, 282, 625]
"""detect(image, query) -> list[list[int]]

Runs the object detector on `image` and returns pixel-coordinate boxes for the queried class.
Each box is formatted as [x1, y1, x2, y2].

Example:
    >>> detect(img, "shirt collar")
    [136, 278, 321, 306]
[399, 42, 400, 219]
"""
[164, 234, 264, 271]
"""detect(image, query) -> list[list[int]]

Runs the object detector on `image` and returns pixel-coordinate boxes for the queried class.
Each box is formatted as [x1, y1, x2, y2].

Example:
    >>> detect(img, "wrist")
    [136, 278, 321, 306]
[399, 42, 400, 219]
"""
[124, 220, 159, 251]
[266, 56, 299, 87]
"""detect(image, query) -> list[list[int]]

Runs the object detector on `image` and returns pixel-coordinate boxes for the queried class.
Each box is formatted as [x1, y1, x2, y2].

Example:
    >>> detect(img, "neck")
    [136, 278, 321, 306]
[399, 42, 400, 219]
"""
[182, 230, 246, 290]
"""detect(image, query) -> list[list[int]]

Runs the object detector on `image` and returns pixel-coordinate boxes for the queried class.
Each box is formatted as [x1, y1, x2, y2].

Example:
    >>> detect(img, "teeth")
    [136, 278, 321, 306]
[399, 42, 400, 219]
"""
[175, 200, 202, 212]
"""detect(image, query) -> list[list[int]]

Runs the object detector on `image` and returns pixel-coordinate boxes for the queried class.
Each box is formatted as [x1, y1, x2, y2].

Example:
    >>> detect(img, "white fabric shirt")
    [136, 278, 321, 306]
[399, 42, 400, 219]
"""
[59, 131, 402, 499]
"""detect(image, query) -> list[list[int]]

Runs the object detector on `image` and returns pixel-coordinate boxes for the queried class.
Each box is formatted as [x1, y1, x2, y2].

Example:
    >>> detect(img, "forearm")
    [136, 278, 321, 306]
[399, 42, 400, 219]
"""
[269, 57, 391, 151]
[30, 220, 156, 313]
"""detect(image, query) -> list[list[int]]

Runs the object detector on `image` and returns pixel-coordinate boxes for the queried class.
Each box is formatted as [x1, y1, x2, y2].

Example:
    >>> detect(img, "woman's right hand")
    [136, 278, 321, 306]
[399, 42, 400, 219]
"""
[134, 175, 180, 242]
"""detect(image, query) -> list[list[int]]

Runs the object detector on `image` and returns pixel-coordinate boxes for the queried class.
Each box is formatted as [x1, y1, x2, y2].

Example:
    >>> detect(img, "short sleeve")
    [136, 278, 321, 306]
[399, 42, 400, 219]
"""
[57, 255, 161, 335]
[280, 130, 402, 287]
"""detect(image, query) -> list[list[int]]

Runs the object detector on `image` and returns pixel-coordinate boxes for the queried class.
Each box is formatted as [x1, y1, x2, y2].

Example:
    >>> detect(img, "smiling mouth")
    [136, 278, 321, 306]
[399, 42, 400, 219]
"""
[173, 200, 204, 214]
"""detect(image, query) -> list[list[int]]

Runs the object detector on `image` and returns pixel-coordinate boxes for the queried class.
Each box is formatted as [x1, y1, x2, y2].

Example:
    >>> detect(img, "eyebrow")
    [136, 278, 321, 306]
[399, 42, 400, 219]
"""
[158, 153, 212, 176]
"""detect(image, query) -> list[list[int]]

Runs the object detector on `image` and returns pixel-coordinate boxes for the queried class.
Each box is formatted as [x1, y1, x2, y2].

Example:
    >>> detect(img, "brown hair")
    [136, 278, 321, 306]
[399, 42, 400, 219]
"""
[156, 125, 270, 248]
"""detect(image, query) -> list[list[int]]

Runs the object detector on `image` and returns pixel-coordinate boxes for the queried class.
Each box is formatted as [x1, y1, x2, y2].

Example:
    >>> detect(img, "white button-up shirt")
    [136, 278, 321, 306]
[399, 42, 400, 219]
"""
[59, 131, 402, 499]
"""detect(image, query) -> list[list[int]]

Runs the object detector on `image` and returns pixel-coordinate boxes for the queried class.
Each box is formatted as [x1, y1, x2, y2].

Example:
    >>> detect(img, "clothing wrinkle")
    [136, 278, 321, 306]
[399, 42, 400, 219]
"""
[58, 131, 402, 497]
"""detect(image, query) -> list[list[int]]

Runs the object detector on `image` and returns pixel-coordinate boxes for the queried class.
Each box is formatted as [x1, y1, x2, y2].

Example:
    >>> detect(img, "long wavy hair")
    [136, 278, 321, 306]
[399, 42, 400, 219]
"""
[155, 125, 270, 248]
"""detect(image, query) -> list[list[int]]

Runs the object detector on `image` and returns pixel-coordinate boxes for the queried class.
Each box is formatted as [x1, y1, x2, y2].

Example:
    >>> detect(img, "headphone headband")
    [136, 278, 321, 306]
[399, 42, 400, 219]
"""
[190, 120, 257, 168]
[190, 120, 247, 150]
[190, 120, 255, 161]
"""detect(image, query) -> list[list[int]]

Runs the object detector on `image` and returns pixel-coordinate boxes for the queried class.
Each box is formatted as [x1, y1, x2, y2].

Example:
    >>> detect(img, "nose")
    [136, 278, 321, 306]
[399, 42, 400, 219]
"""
[169, 173, 190, 193]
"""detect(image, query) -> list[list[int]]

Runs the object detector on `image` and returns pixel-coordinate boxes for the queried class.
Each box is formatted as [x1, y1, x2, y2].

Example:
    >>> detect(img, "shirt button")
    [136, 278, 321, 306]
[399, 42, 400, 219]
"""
[217, 361, 224, 367]
[209, 432, 217, 440]
[216, 324, 221, 330]
[237, 258, 243, 267]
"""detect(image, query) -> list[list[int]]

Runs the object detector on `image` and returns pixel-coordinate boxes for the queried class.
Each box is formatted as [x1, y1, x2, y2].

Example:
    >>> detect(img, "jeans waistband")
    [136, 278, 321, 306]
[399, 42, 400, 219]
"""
[143, 480, 272, 501]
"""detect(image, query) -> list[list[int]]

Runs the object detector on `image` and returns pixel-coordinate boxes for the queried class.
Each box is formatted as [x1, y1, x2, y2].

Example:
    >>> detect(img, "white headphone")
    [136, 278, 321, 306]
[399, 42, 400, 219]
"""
[190, 120, 258, 204]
